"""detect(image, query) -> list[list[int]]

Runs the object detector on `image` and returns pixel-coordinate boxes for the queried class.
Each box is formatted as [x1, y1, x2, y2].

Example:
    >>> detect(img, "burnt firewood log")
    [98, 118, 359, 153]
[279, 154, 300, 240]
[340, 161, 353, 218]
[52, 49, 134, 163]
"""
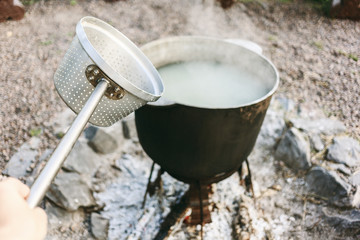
[0, 0, 25, 22]
[104, 0, 126, 2]
[330, 0, 360, 20]
[217, 0, 235, 9]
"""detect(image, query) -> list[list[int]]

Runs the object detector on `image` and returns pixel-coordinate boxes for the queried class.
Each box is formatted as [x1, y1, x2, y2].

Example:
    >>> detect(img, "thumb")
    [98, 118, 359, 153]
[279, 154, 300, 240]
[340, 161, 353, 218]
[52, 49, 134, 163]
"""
[5, 178, 30, 199]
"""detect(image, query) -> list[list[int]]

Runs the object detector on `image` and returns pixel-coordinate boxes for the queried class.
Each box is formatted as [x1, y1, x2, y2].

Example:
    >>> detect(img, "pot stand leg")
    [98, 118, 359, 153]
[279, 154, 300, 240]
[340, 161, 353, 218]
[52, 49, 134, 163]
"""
[238, 159, 257, 204]
[142, 162, 155, 208]
[155, 168, 165, 208]
[238, 162, 244, 185]
[142, 163, 164, 208]
[245, 158, 257, 205]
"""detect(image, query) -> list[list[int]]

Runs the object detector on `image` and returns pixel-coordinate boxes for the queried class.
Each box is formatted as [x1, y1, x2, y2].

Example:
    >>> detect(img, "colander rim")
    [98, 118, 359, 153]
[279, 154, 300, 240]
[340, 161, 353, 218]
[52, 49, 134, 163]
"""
[76, 16, 164, 102]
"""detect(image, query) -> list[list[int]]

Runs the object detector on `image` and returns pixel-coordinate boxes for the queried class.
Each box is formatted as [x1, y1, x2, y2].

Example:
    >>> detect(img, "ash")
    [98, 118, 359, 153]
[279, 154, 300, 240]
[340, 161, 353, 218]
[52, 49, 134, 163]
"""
[94, 144, 293, 240]
[94, 153, 188, 240]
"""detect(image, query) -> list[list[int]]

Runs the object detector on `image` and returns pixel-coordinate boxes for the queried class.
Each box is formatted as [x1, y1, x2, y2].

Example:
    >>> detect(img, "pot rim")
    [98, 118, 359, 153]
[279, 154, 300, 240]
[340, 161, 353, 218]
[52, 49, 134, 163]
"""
[141, 35, 279, 109]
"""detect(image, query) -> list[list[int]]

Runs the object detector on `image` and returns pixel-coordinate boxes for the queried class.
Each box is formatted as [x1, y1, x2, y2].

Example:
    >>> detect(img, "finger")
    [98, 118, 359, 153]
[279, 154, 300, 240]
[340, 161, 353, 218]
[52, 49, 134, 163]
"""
[4, 178, 30, 198]
[33, 207, 48, 240]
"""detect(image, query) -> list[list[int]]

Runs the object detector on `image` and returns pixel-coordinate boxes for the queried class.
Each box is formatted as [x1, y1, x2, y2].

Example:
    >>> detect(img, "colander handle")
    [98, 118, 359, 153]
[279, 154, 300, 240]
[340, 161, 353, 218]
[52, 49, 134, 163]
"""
[27, 79, 109, 208]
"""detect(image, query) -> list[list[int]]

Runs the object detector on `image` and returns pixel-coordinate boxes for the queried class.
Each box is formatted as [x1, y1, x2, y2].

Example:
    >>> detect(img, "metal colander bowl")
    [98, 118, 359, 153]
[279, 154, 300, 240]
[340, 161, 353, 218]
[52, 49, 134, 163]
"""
[27, 16, 163, 209]
[54, 16, 163, 127]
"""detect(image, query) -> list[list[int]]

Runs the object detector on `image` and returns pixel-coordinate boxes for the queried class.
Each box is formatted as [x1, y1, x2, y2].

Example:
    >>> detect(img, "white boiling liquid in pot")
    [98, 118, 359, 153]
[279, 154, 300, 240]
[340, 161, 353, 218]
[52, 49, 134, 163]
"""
[157, 61, 269, 108]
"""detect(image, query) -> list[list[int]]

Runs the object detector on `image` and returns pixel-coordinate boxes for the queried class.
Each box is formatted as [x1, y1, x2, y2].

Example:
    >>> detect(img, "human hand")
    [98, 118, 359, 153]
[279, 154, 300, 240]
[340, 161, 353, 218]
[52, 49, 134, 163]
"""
[0, 178, 47, 240]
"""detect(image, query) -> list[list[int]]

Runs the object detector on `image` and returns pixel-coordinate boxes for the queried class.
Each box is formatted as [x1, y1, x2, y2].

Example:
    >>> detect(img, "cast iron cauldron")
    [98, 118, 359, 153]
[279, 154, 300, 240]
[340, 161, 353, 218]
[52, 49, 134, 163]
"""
[135, 36, 279, 184]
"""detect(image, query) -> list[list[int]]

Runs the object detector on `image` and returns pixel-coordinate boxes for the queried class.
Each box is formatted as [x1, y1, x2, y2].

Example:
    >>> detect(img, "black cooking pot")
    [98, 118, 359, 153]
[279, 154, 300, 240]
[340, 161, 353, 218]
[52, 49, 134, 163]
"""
[135, 37, 279, 184]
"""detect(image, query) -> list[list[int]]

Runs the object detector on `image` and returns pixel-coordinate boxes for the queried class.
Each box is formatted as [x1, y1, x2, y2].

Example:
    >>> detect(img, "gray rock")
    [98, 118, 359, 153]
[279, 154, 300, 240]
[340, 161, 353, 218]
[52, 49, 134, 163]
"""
[84, 125, 97, 139]
[62, 141, 101, 177]
[26, 148, 53, 187]
[85, 126, 118, 154]
[322, 207, 360, 235]
[3, 137, 40, 178]
[275, 127, 311, 171]
[121, 113, 138, 140]
[306, 166, 350, 200]
[46, 171, 96, 211]
[350, 170, 360, 186]
[327, 136, 360, 167]
[91, 213, 109, 240]
[257, 109, 286, 147]
[289, 118, 346, 135]
[46, 201, 85, 229]
[309, 133, 324, 152]
[276, 97, 296, 113]
[328, 163, 352, 176]
[48, 108, 76, 134]
[121, 120, 131, 139]
[28, 137, 41, 149]
[113, 154, 146, 178]
[353, 186, 360, 208]
[39, 148, 53, 162]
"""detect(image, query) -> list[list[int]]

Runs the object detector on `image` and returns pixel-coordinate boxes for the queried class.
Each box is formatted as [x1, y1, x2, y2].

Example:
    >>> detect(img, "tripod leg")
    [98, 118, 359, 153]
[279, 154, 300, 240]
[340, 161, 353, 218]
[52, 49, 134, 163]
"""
[245, 158, 256, 205]
[142, 162, 155, 208]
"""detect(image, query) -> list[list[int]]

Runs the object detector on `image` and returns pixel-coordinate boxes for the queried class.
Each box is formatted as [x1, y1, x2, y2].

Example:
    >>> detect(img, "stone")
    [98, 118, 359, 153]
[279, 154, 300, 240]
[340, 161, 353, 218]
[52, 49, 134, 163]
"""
[113, 154, 146, 178]
[275, 128, 311, 171]
[289, 118, 346, 136]
[121, 113, 138, 140]
[28, 137, 41, 149]
[326, 136, 360, 167]
[46, 171, 96, 211]
[328, 163, 352, 176]
[256, 109, 286, 147]
[47, 108, 76, 135]
[3, 137, 40, 178]
[309, 133, 324, 152]
[26, 148, 53, 187]
[350, 170, 360, 186]
[305, 166, 350, 200]
[276, 97, 295, 113]
[84, 125, 97, 139]
[91, 213, 109, 240]
[62, 140, 101, 177]
[46, 201, 85, 230]
[85, 126, 118, 154]
[121, 120, 131, 139]
[322, 207, 360, 235]
[353, 186, 360, 208]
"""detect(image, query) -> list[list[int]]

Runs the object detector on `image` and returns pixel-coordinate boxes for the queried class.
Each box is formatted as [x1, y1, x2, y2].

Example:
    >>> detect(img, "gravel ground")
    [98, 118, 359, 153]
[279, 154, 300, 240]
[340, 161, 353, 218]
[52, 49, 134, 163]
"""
[248, 1, 360, 135]
[0, 0, 359, 169]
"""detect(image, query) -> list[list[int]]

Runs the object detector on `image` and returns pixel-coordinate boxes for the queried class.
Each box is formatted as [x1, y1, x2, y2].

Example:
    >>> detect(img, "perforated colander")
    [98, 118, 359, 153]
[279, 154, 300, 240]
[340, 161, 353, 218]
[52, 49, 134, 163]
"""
[28, 16, 163, 208]
[55, 16, 163, 127]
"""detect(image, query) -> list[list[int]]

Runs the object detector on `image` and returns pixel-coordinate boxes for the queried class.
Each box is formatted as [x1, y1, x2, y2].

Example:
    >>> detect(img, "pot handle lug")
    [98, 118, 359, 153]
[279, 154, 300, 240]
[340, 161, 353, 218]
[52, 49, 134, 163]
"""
[224, 39, 263, 55]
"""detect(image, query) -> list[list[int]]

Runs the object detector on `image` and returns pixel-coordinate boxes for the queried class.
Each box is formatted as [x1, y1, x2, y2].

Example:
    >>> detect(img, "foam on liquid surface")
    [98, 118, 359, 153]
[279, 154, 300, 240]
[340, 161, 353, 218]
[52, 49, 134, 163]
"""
[157, 61, 269, 108]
